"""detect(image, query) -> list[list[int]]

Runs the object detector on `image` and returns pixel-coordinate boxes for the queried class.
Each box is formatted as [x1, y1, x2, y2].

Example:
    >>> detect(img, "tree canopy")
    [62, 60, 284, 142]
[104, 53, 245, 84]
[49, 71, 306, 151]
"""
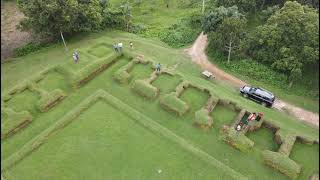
[245, 1, 319, 86]
[202, 6, 244, 33]
[17, 0, 103, 36]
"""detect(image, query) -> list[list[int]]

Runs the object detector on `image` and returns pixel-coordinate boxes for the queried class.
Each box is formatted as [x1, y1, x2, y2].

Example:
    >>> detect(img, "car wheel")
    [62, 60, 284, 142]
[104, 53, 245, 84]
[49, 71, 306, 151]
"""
[243, 93, 248, 98]
[261, 102, 267, 107]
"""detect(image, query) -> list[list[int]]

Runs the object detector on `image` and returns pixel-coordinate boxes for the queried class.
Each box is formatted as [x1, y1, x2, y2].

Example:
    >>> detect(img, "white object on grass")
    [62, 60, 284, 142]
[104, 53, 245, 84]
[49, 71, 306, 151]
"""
[158, 169, 162, 174]
[202, 70, 213, 78]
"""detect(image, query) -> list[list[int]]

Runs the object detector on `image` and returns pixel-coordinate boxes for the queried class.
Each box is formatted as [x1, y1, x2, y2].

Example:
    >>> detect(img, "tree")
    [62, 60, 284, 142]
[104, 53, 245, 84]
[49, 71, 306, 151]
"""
[17, 0, 103, 37]
[202, 6, 244, 33]
[209, 17, 247, 63]
[216, 0, 256, 13]
[245, 1, 319, 87]
[120, 1, 133, 32]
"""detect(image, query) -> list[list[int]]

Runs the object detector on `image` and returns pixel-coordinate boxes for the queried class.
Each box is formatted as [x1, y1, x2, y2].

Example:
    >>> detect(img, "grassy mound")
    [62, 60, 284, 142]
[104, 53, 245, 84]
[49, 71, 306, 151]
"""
[131, 79, 159, 99]
[1, 108, 32, 139]
[262, 150, 301, 179]
[37, 89, 66, 112]
[113, 61, 134, 84]
[160, 92, 189, 116]
[220, 125, 254, 152]
[194, 108, 213, 128]
[278, 135, 297, 156]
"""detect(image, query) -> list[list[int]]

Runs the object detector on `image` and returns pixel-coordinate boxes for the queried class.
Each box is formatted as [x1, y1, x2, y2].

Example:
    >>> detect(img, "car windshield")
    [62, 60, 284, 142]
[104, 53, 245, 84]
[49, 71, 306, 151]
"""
[255, 89, 273, 98]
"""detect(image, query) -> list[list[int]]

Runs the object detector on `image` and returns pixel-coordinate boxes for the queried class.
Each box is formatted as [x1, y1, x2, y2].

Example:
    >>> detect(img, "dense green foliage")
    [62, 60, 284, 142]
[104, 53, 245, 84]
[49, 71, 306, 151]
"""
[13, 42, 50, 57]
[17, 0, 104, 36]
[203, 6, 244, 33]
[159, 13, 202, 47]
[245, 1, 319, 87]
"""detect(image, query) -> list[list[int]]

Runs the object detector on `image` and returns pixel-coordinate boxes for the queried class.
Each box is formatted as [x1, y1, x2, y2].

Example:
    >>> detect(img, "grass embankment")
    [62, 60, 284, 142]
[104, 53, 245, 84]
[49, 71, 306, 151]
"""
[1, 30, 318, 180]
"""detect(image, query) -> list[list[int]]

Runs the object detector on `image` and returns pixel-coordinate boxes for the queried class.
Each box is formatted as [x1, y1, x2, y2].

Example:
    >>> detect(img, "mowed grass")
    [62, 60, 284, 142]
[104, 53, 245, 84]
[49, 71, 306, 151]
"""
[37, 71, 70, 93]
[64, 52, 97, 71]
[5, 90, 40, 115]
[152, 74, 181, 95]
[8, 101, 232, 180]
[247, 127, 279, 151]
[179, 87, 210, 121]
[210, 105, 238, 129]
[87, 44, 113, 58]
[1, 30, 318, 180]
[129, 63, 154, 82]
[290, 142, 319, 180]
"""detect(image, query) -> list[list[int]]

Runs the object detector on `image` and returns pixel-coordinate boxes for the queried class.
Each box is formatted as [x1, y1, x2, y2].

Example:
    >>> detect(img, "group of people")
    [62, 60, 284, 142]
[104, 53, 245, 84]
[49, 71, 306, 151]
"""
[113, 41, 133, 53]
[71, 42, 163, 74]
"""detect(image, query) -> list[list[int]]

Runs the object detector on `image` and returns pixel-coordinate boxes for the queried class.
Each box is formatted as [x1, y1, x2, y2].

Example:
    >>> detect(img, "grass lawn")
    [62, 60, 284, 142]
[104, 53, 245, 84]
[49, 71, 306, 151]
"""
[210, 105, 238, 129]
[290, 142, 319, 180]
[7, 101, 233, 180]
[5, 90, 40, 115]
[1, 30, 318, 180]
[152, 74, 182, 95]
[37, 71, 70, 93]
[247, 127, 279, 151]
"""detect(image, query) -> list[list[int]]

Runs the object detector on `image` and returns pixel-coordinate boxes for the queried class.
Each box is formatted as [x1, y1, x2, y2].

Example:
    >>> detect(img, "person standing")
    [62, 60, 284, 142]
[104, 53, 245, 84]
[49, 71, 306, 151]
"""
[73, 52, 77, 63]
[75, 51, 79, 62]
[129, 41, 133, 50]
[113, 43, 118, 53]
[156, 63, 161, 73]
[118, 42, 123, 53]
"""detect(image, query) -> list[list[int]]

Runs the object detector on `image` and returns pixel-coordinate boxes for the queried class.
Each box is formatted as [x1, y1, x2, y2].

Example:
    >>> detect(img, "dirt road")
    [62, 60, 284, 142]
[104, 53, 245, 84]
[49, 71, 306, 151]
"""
[1, 1, 32, 60]
[184, 32, 319, 127]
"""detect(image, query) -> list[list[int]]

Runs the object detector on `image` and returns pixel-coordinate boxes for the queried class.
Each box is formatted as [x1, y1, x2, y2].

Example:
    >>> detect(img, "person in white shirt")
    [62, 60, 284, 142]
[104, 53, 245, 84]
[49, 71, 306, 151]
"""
[118, 42, 123, 53]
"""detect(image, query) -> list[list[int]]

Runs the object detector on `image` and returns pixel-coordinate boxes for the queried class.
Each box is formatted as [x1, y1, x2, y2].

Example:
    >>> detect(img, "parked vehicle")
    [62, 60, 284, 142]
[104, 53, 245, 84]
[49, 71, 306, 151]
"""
[239, 85, 275, 107]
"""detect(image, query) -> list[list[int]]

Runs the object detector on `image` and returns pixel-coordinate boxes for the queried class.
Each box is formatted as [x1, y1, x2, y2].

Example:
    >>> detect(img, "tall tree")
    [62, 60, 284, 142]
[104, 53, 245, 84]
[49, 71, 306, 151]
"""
[245, 1, 319, 87]
[209, 17, 247, 63]
[120, 1, 133, 32]
[202, 6, 244, 33]
[17, 0, 103, 37]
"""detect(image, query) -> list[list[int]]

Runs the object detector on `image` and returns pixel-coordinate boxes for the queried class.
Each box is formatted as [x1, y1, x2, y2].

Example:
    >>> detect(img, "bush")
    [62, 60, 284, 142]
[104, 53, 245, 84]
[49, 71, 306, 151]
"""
[130, 23, 147, 34]
[37, 89, 66, 112]
[1, 108, 32, 139]
[160, 92, 189, 116]
[131, 80, 159, 99]
[113, 69, 131, 84]
[73, 52, 120, 87]
[262, 150, 301, 179]
[13, 42, 49, 57]
[220, 125, 254, 152]
[159, 15, 202, 48]
[194, 109, 213, 127]
[278, 135, 296, 156]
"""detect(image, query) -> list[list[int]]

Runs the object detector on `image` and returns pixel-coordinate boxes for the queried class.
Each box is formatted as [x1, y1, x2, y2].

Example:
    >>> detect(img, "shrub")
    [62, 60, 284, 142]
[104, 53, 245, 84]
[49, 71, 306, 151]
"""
[131, 80, 159, 99]
[160, 92, 189, 116]
[37, 89, 66, 112]
[220, 125, 254, 152]
[278, 135, 296, 156]
[262, 150, 301, 179]
[13, 42, 50, 57]
[194, 109, 213, 127]
[113, 69, 131, 84]
[1, 108, 33, 139]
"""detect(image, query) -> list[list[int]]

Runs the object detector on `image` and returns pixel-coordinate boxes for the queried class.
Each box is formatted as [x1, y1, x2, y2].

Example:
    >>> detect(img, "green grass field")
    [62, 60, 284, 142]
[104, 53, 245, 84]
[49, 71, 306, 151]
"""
[1, 30, 319, 180]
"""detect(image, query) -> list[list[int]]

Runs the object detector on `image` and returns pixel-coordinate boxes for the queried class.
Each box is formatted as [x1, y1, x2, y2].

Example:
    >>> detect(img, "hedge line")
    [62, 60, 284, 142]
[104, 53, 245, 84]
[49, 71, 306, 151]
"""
[262, 150, 301, 179]
[220, 125, 254, 153]
[131, 80, 159, 100]
[37, 89, 66, 112]
[194, 109, 213, 128]
[160, 92, 189, 116]
[278, 134, 297, 157]
[1, 108, 33, 140]
[2, 90, 248, 180]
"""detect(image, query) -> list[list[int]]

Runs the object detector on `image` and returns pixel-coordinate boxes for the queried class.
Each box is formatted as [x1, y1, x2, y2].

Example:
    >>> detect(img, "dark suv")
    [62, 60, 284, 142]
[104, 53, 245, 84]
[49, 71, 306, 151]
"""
[239, 85, 275, 107]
